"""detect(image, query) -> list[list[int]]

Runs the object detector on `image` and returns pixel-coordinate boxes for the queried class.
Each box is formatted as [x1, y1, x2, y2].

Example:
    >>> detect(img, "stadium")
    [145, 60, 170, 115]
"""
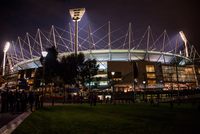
[1, 9, 200, 101]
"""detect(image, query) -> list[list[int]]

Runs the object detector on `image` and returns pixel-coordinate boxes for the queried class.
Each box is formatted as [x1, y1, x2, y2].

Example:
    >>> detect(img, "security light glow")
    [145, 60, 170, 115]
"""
[111, 72, 115, 76]
[42, 51, 48, 57]
[4, 41, 10, 52]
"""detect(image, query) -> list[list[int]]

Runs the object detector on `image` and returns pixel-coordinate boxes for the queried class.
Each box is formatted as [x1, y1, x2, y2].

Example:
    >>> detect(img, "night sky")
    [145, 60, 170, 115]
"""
[0, 0, 199, 59]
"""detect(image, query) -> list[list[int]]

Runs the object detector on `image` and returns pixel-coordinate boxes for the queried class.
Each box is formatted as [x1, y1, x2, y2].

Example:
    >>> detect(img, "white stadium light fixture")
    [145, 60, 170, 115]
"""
[42, 51, 48, 58]
[69, 8, 85, 22]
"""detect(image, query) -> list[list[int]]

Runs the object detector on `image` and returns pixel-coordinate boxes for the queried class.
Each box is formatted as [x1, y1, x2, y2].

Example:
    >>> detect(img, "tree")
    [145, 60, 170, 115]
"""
[40, 46, 59, 84]
[59, 53, 99, 90]
[60, 53, 85, 86]
[39, 48, 99, 92]
[79, 59, 99, 90]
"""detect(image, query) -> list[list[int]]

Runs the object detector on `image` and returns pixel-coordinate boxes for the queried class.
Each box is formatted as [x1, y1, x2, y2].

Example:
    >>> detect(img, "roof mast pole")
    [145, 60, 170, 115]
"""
[162, 30, 166, 63]
[108, 21, 111, 61]
[38, 29, 43, 53]
[146, 26, 150, 61]
[18, 37, 25, 61]
[52, 25, 57, 48]
[69, 23, 73, 52]
[128, 22, 132, 61]
[27, 33, 33, 59]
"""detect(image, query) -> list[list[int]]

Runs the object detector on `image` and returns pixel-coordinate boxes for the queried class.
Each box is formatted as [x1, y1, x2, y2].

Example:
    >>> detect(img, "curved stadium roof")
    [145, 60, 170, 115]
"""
[5, 22, 199, 71]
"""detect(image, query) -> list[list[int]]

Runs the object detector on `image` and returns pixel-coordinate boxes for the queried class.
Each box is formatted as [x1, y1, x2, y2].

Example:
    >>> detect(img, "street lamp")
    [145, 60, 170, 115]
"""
[42, 51, 48, 58]
[2, 42, 10, 76]
[111, 72, 115, 76]
[143, 80, 146, 91]
[41, 51, 48, 107]
[179, 31, 189, 57]
[41, 51, 48, 85]
[143, 80, 147, 101]
[111, 72, 115, 104]
[69, 8, 85, 55]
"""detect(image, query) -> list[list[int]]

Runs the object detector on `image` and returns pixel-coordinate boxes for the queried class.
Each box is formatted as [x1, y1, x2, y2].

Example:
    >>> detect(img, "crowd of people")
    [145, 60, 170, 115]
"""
[1, 89, 136, 113]
[0, 90, 43, 113]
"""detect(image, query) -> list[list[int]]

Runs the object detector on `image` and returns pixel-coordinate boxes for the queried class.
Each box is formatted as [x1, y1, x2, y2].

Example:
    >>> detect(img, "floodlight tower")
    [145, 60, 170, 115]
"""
[2, 42, 10, 76]
[69, 8, 85, 55]
[179, 31, 189, 57]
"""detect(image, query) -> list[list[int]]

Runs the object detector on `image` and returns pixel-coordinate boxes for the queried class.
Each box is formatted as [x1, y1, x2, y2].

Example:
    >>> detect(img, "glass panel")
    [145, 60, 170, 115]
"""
[147, 73, 156, 79]
[31, 71, 35, 77]
[18, 74, 21, 79]
[198, 68, 200, 74]
[148, 80, 156, 85]
[146, 65, 155, 72]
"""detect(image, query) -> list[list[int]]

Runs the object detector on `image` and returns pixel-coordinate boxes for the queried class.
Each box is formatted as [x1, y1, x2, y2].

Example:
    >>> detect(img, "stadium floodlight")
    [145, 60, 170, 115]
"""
[69, 8, 85, 22]
[2, 42, 10, 76]
[3, 42, 10, 53]
[41, 51, 48, 58]
[69, 8, 85, 55]
[179, 31, 189, 57]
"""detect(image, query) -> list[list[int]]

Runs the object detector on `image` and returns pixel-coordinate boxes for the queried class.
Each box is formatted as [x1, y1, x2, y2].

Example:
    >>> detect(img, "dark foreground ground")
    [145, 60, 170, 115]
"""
[0, 113, 20, 128]
[12, 103, 200, 134]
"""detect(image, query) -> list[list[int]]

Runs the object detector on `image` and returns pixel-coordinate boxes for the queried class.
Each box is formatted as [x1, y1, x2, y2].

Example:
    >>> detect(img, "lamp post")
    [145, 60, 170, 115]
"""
[69, 8, 85, 55]
[143, 80, 147, 102]
[179, 31, 188, 58]
[111, 72, 115, 104]
[41, 51, 48, 107]
[2, 42, 10, 76]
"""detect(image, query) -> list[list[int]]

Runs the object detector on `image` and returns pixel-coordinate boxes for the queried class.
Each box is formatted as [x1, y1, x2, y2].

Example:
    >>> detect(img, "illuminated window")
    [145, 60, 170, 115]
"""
[18, 74, 21, 79]
[31, 71, 35, 77]
[28, 79, 34, 85]
[147, 73, 156, 79]
[146, 65, 155, 72]
[148, 80, 156, 85]
[99, 81, 108, 86]
[98, 62, 107, 70]
[198, 68, 200, 74]
[185, 68, 193, 74]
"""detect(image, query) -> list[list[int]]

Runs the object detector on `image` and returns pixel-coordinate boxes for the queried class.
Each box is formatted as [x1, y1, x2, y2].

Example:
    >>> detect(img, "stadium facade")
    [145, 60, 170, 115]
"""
[1, 22, 200, 95]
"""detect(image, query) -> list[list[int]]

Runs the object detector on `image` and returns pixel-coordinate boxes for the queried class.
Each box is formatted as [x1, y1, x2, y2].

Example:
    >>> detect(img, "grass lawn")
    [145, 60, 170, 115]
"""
[13, 103, 200, 134]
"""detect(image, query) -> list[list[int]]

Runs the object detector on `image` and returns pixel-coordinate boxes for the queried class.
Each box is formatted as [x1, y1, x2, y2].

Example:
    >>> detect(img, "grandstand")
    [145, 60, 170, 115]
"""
[1, 21, 200, 93]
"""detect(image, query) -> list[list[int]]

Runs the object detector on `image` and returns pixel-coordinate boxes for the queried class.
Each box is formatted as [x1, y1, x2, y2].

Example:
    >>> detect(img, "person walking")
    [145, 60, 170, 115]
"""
[21, 90, 28, 112]
[28, 91, 35, 112]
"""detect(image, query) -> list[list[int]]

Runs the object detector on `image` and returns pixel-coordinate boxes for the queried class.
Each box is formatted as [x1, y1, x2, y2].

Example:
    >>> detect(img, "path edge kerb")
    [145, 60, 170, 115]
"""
[0, 111, 32, 134]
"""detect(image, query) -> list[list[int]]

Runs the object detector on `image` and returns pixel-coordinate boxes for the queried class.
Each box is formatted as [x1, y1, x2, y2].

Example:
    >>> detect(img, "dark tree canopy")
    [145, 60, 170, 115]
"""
[39, 48, 99, 89]
[60, 53, 85, 85]
[60, 53, 99, 89]
[79, 59, 99, 89]
[40, 46, 59, 84]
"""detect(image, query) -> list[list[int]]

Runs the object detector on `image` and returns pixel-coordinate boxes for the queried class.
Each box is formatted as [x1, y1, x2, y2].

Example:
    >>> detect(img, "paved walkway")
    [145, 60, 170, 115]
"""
[0, 111, 31, 134]
[0, 113, 20, 128]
